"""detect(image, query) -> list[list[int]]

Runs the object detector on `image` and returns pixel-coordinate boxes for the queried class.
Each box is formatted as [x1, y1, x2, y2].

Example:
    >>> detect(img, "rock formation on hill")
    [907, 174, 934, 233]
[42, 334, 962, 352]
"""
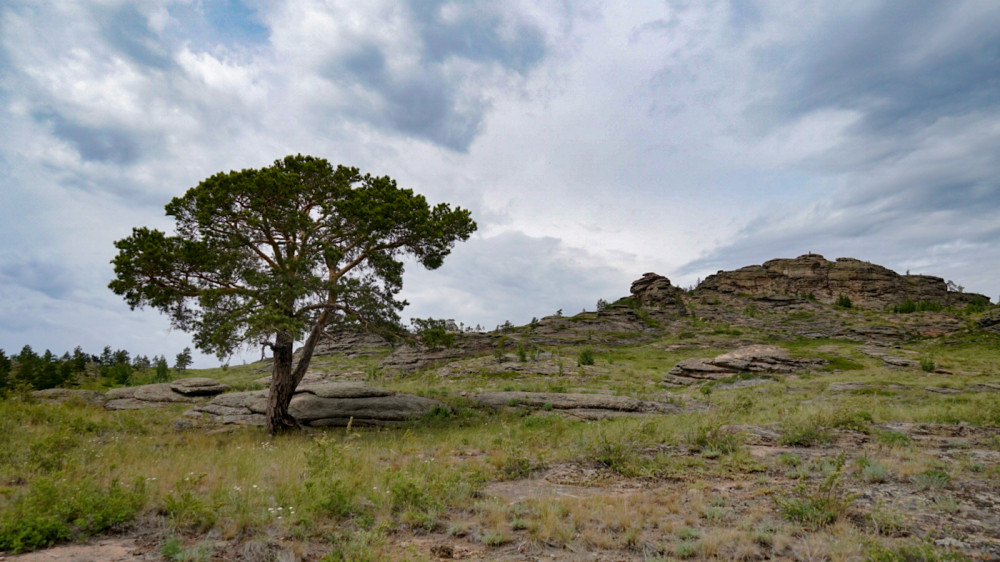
[694, 254, 988, 309]
[629, 273, 688, 314]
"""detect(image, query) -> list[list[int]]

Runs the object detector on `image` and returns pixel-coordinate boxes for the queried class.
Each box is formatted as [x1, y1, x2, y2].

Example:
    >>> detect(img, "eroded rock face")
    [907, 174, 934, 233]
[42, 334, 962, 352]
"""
[696, 254, 988, 310]
[664, 345, 825, 385]
[630, 273, 688, 313]
[187, 382, 445, 427]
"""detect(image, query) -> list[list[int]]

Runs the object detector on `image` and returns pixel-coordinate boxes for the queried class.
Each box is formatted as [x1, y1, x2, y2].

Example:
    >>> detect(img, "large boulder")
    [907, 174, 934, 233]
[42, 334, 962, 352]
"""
[187, 382, 446, 427]
[696, 254, 988, 310]
[665, 345, 825, 385]
[104, 378, 230, 410]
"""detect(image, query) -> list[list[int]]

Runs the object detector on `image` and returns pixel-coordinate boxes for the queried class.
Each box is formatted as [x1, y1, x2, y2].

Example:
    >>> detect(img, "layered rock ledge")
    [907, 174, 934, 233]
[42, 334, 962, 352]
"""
[187, 381, 446, 427]
[665, 345, 825, 385]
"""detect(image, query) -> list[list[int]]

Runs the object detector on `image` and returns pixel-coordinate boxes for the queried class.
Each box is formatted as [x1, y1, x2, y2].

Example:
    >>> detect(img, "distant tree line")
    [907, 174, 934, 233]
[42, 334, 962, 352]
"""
[0, 344, 194, 396]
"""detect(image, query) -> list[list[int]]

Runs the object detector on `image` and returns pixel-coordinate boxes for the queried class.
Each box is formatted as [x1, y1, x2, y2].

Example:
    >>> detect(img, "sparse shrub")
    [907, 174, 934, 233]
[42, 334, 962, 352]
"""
[965, 297, 989, 314]
[876, 431, 912, 448]
[920, 357, 936, 372]
[910, 469, 951, 490]
[867, 504, 908, 537]
[577, 347, 595, 366]
[777, 453, 854, 530]
[674, 540, 700, 558]
[516, 343, 527, 363]
[779, 421, 832, 447]
[412, 318, 455, 349]
[835, 294, 853, 308]
[861, 461, 890, 483]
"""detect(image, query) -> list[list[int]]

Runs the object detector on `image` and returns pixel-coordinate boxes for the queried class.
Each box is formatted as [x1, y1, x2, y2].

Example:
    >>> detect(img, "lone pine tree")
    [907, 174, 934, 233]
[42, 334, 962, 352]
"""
[109, 155, 476, 434]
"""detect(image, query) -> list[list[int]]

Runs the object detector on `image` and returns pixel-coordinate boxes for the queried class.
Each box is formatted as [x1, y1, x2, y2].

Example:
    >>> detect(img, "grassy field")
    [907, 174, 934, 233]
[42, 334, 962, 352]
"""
[2, 307, 999, 560]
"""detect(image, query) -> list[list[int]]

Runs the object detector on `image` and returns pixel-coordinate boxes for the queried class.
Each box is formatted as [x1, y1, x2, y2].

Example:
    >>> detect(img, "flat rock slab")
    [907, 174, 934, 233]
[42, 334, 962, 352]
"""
[665, 345, 825, 385]
[860, 345, 920, 368]
[473, 391, 679, 415]
[188, 382, 446, 427]
[104, 378, 230, 410]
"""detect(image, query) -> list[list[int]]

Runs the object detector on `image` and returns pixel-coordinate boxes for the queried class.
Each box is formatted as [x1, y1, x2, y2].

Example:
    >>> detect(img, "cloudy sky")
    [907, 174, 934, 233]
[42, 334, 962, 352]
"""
[2, 1, 999, 366]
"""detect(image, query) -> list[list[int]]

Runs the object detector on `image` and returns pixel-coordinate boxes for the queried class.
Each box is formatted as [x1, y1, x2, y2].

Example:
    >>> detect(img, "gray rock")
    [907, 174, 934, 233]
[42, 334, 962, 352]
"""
[473, 391, 678, 414]
[189, 383, 445, 427]
[665, 345, 825, 384]
[171, 377, 231, 396]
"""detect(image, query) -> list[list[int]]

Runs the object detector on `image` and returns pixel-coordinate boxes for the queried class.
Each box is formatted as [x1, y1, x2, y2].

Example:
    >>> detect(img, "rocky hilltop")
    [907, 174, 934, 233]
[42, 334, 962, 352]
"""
[695, 253, 988, 309]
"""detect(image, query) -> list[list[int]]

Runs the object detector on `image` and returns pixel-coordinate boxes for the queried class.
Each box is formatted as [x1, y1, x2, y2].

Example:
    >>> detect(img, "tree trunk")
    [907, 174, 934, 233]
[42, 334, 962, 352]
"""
[266, 330, 300, 434]
[265, 310, 332, 435]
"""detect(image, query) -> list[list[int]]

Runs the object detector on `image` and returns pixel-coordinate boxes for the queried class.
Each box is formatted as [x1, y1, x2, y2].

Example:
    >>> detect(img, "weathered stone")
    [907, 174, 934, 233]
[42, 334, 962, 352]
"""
[188, 383, 445, 427]
[473, 391, 678, 414]
[170, 377, 230, 396]
[696, 254, 989, 310]
[106, 398, 171, 410]
[665, 345, 825, 384]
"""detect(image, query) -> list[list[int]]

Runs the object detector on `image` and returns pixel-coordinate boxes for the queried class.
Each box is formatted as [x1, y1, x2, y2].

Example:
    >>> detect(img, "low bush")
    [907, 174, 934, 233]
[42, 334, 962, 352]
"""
[0, 476, 146, 553]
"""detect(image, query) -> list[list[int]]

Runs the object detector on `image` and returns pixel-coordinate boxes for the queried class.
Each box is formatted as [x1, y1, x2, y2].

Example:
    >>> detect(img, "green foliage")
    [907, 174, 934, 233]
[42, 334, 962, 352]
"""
[577, 347, 595, 366]
[516, 342, 527, 363]
[411, 318, 455, 350]
[892, 300, 944, 313]
[920, 357, 936, 372]
[0, 476, 146, 553]
[109, 154, 476, 357]
[835, 294, 853, 308]
[964, 297, 989, 314]
[875, 431, 912, 448]
[0, 349, 9, 394]
[154, 356, 170, 382]
[174, 347, 193, 372]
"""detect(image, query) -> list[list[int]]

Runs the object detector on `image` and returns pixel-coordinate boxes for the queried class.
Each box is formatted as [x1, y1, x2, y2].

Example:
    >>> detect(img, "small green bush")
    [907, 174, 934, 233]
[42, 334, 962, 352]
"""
[0, 476, 146, 553]
[577, 347, 595, 366]
[920, 357, 936, 372]
[835, 295, 853, 308]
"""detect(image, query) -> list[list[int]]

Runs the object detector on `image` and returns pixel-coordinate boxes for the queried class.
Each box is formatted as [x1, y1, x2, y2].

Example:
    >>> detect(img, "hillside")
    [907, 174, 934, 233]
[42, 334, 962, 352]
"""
[5, 255, 1000, 561]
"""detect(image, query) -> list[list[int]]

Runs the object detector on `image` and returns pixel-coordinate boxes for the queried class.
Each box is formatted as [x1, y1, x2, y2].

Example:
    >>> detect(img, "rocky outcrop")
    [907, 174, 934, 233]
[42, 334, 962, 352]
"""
[696, 254, 988, 310]
[187, 382, 445, 426]
[104, 378, 231, 410]
[630, 273, 688, 314]
[979, 309, 1000, 334]
[296, 330, 391, 359]
[664, 345, 825, 385]
[380, 332, 493, 372]
[472, 391, 680, 419]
